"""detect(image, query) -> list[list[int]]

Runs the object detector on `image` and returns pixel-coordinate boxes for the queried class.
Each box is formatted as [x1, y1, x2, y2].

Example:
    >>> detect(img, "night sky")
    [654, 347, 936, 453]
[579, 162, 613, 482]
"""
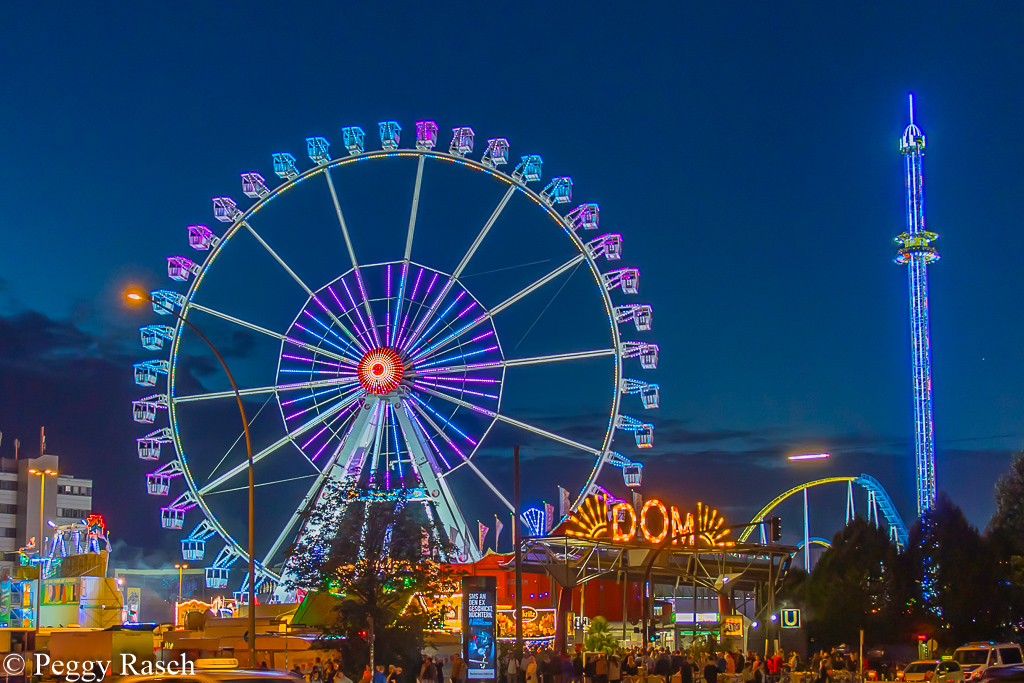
[2, 3, 1023, 566]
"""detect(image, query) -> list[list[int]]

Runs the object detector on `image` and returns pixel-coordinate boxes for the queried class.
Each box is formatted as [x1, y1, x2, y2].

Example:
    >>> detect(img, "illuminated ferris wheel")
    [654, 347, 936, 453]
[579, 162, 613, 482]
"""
[130, 120, 659, 597]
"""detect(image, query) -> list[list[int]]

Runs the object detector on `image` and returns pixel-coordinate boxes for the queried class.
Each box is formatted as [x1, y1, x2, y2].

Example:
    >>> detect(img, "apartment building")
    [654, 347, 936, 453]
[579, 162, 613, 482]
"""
[0, 454, 94, 573]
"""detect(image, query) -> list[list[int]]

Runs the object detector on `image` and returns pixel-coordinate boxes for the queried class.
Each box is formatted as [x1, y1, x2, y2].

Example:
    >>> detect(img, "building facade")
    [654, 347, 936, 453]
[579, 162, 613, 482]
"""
[0, 454, 93, 572]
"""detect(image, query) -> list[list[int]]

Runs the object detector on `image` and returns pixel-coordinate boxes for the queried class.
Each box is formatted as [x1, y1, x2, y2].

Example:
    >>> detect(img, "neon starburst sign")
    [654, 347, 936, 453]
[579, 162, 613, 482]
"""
[564, 495, 611, 539]
[563, 495, 733, 547]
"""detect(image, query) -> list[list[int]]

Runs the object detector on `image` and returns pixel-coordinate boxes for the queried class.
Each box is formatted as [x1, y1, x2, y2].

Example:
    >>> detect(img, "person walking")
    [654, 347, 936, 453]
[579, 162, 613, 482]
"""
[563, 654, 576, 683]
[421, 655, 437, 683]
[574, 654, 585, 683]
[528, 657, 540, 683]
[703, 657, 719, 683]
[451, 656, 467, 683]
[609, 655, 622, 683]
[509, 652, 521, 683]
[595, 654, 609, 683]
[679, 656, 693, 683]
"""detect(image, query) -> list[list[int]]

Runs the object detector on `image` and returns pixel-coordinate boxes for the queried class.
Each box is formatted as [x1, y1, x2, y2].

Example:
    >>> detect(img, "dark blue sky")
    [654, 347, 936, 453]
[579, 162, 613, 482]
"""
[2, 2, 1023, 559]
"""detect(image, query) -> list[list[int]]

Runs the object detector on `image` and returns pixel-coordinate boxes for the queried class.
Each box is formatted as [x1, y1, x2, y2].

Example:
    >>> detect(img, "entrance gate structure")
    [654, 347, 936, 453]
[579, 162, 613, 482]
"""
[513, 494, 798, 651]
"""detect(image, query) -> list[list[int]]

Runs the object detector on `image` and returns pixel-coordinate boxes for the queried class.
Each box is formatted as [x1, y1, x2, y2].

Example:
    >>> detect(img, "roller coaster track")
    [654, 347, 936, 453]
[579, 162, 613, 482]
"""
[738, 473, 909, 548]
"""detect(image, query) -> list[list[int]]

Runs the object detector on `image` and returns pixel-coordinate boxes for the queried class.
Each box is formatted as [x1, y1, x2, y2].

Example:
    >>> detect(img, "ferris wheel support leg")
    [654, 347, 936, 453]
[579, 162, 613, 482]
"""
[274, 398, 382, 599]
[199, 391, 363, 495]
[394, 400, 480, 563]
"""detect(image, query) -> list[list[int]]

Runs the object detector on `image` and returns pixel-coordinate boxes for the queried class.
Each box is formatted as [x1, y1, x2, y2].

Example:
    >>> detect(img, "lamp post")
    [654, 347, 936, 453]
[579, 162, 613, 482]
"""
[126, 289, 256, 667]
[175, 563, 188, 601]
[28, 467, 57, 630]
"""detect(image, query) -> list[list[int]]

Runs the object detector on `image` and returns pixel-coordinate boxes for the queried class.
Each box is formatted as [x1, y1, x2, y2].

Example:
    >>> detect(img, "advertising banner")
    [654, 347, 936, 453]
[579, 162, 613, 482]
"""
[462, 576, 496, 681]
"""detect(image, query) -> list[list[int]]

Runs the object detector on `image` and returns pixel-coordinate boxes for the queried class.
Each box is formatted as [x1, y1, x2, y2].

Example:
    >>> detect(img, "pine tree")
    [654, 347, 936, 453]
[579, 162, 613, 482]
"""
[286, 485, 460, 676]
[989, 447, 1024, 555]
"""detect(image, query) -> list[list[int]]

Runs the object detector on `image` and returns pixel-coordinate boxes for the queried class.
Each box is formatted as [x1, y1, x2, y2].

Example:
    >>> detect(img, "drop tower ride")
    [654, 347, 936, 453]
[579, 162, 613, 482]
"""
[895, 94, 939, 517]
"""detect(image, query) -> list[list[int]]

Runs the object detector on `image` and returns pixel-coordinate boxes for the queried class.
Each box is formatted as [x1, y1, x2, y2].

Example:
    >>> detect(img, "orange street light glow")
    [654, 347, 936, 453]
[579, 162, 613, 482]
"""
[788, 453, 829, 461]
[126, 291, 143, 301]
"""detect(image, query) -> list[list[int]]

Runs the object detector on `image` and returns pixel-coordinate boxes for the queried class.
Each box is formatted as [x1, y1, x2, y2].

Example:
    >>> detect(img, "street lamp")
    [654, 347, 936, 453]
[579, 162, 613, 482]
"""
[28, 467, 57, 629]
[787, 452, 829, 570]
[174, 563, 188, 602]
[126, 289, 256, 666]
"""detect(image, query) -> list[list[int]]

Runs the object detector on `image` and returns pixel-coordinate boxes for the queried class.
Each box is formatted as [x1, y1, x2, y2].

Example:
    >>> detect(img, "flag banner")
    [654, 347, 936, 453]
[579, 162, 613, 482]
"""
[560, 486, 572, 517]
[545, 503, 555, 534]
[632, 491, 643, 512]
[478, 522, 489, 552]
[494, 515, 503, 549]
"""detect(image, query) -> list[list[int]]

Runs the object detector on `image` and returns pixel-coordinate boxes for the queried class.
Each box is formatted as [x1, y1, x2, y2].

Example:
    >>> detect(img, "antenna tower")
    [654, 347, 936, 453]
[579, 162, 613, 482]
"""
[895, 94, 939, 516]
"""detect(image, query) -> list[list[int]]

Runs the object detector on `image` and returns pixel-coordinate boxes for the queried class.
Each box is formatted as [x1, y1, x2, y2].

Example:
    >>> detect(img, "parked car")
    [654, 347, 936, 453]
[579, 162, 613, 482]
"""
[954, 643, 1024, 682]
[901, 660, 964, 683]
[979, 666, 1024, 683]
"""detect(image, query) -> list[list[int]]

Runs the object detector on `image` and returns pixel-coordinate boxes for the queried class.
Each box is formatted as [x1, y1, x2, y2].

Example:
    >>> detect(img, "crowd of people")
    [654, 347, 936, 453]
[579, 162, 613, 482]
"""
[487, 646, 862, 683]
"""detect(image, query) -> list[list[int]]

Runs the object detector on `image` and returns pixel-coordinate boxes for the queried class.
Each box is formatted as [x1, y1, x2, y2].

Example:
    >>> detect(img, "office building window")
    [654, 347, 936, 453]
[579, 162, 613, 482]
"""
[57, 485, 92, 496]
[57, 508, 91, 519]
[0, 529, 15, 538]
[0, 481, 17, 491]
[0, 504, 17, 514]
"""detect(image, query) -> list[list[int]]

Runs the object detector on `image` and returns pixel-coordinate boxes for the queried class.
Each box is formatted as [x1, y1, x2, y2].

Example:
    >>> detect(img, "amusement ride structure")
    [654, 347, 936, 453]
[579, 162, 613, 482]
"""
[131, 120, 658, 600]
[737, 473, 909, 569]
[895, 94, 939, 517]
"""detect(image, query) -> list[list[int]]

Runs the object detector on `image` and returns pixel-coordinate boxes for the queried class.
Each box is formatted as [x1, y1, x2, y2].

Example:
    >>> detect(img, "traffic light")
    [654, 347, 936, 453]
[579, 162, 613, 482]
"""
[769, 516, 782, 542]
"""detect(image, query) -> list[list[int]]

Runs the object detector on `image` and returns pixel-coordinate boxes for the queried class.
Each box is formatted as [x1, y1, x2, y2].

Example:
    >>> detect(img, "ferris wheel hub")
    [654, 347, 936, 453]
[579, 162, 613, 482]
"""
[357, 346, 404, 394]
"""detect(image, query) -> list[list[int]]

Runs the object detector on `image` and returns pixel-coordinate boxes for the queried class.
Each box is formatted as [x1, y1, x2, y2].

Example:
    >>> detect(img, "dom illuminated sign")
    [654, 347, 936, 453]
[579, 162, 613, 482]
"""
[564, 495, 734, 547]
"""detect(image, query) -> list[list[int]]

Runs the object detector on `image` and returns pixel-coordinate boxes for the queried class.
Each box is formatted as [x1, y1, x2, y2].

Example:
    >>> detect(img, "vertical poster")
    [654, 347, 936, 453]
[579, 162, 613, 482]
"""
[462, 576, 496, 681]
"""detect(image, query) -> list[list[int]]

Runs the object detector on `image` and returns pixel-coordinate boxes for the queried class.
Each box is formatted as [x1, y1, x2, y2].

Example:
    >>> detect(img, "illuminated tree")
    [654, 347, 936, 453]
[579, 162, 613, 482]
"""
[286, 485, 460, 676]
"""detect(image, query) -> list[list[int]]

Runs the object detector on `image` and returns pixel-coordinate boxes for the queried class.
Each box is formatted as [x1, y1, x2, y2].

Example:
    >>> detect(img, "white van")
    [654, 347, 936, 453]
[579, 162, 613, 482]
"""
[953, 643, 1024, 681]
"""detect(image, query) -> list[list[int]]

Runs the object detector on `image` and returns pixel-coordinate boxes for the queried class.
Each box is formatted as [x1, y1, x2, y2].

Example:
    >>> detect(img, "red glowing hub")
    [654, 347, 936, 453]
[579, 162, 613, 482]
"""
[357, 347, 404, 394]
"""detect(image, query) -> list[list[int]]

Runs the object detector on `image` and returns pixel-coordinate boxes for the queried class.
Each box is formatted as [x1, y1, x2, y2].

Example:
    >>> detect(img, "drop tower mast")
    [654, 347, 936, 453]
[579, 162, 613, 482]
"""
[895, 94, 939, 517]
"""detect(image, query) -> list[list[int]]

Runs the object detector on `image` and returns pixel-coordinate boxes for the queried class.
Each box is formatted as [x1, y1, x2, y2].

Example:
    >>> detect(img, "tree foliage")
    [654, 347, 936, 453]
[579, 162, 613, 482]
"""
[988, 446, 1024, 640]
[788, 518, 913, 647]
[584, 616, 619, 655]
[286, 486, 460, 677]
[786, 491, 1006, 649]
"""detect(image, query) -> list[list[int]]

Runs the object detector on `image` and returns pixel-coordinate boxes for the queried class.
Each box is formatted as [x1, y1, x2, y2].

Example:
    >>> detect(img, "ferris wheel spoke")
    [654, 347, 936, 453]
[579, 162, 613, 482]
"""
[322, 170, 382, 346]
[198, 390, 364, 495]
[404, 156, 425, 261]
[406, 348, 616, 378]
[400, 276, 455, 353]
[451, 185, 517, 280]
[406, 399, 514, 515]
[173, 377, 360, 404]
[189, 302, 359, 365]
[324, 170, 360, 270]
[242, 222, 364, 350]
[410, 254, 586, 364]
[414, 385, 602, 456]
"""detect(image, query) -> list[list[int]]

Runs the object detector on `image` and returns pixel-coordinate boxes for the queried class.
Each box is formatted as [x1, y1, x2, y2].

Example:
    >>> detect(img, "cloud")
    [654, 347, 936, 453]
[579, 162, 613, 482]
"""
[0, 310, 183, 557]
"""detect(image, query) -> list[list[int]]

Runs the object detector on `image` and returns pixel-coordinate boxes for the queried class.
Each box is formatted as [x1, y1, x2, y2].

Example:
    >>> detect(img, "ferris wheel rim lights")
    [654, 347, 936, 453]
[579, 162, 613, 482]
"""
[131, 117, 659, 592]
[357, 347, 404, 394]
